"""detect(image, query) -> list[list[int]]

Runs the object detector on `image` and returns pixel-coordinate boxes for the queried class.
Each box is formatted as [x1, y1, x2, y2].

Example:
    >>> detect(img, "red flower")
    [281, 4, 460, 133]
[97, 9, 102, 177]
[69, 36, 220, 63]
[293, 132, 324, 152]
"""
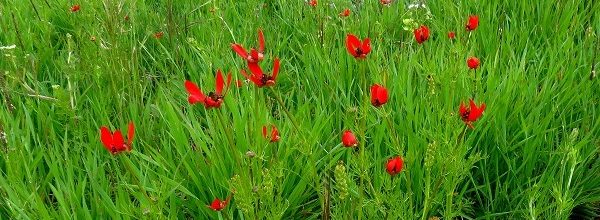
[100, 122, 135, 155]
[448, 31, 456, 40]
[262, 125, 280, 143]
[465, 15, 479, 31]
[207, 196, 230, 211]
[231, 29, 265, 64]
[308, 0, 317, 7]
[386, 156, 404, 176]
[467, 57, 480, 69]
[70, 4, 80, 12]
[380, 0, 393, 5]
[345, 34, 371, 59]
[241, 58, 280, 88]
[342, 130, 358, 147]
[370, 84, 388, 107]
[339, 8, 351, 17]
[459, 99, 486, 128]
[154, 31, 164, 39]
[414, 25, 430, 44]
[185, 70, 232, 109]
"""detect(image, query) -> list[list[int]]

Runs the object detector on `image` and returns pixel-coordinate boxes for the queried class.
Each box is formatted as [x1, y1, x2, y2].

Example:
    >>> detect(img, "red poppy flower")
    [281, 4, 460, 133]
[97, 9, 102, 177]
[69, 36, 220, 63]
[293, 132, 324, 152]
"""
[342, 130, 358, 147]
[414, 25, 430, 44]
[339, 8, 351, 17]
[370, 84, 388, 107]
[308, 0, 317, 7]
[231, 29, 265, 64]
[241, 58, 280, 88]
[380, 0, 393, 5]
[207, 196, 230, 211]
[100, 122, 135, 155]
[154, 31, 164, 39]
[465, 15, 479, 31]
[262, 125, 280, 143]
[185, 70, 232, 109]
[346, 34, 371, 59]
[71, 4, 80, 12]
[448, 31, 456, 40]
[386, 156, 404, 176]
[459, 99, 486, 128]
[467, 57, 480, 69]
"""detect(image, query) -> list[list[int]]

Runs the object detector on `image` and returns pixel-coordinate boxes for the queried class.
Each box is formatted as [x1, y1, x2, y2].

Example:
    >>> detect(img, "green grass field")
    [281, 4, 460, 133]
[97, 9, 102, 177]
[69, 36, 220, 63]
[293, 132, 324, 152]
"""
[1, 0, 599, 219]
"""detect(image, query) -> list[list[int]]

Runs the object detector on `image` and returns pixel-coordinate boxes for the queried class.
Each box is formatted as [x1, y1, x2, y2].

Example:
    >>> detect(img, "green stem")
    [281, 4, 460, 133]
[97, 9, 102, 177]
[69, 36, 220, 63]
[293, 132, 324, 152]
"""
[216, 110, 241, 168]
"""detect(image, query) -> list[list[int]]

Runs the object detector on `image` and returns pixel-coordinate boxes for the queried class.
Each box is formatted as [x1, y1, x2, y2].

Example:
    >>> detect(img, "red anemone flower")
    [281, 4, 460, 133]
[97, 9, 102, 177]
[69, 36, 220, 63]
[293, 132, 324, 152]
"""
[241, 58, 280, 88]
[466, 15, 479, 31]
[71, 4, 80, 12]
[346, 34, 371, 59]
[467, 57, 480, 69]
[185, 70, 232, 109]
[370, 84, 388, 107]
[262, 125, 280, 143]
[459, 99, 486, 128]
[207, 196, 230, 211]
[340, 8, 351, 17]
[380, 0, 393, 6]
[414, 25, 430, 44]
[342, 130, 358, 147]
[231, 29, 265, 64]
[154, 31, 164, 39]
[448, 31, 456, 40]
[386, 156, 404, 176]
[100, 122, 135, 155]
[308, 0, 317, 7]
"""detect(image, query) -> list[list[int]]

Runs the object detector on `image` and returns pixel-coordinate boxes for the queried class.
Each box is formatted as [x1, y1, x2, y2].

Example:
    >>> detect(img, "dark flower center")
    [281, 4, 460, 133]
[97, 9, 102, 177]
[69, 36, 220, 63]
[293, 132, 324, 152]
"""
[260, 75, 274, 85]
[207, 92, 224, 102]
[461, 110, 470, 120]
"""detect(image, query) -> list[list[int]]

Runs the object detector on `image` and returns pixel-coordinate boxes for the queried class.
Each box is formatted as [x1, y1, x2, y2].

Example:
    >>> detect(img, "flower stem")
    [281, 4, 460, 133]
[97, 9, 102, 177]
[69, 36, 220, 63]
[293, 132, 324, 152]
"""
[217, 110, 241, 168]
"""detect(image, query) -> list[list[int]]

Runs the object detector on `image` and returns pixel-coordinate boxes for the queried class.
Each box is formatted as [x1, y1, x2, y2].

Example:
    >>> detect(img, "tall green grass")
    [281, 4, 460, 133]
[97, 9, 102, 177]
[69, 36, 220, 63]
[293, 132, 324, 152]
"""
[0, 0, 599, 219]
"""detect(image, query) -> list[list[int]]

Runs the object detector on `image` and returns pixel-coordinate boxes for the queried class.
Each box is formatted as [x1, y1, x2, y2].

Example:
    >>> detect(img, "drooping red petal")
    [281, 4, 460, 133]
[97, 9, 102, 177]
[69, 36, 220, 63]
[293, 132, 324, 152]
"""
[184, 80, 206, 105]
[127, 121, 135, 147]
[100, 126, 113, 150]
[250, 49, 260, 62]
[361, 38, 371, 55]
[113, 130, 125, 152]
[257, 29, 265, 53]
[222, 72, 233, 96]
[459, 102, 468, 116]
[215, 70, 224, 95]
[231, 44, 248, 59]
[248, 62, 264, 79]
[345, 34, 360, 57]
[271, 58, 280, 81]
[241, 69, 262, 86]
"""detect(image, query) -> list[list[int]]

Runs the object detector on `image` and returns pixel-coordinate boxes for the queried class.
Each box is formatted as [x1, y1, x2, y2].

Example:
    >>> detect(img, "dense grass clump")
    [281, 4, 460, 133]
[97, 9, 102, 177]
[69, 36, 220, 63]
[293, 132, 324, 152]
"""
[0, 0, 599, 219]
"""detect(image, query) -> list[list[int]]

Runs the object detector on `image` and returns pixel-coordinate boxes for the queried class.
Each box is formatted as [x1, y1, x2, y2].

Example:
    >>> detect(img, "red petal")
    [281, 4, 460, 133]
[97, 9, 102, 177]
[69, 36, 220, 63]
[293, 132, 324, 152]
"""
[345, 34, 360, 57]
[262, 126, 268, 139]
[241, 69, 261, 86]
[361, 38, 371, 55]
[113, 130, 125, 152]
[184, 80, 206, 104]
[231, 44, 248, 59]
[127, 121, 135, 147]
[342, 130, 358, 147]
[459, 102, 468, 115]
[215, 70, 224, 95]
[257, 29, 265, 53]
[223, 72, 233, 96]
[100, 126, 113, 150]
[271, 125, 280, 142]
[248, 62, 264, 78]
